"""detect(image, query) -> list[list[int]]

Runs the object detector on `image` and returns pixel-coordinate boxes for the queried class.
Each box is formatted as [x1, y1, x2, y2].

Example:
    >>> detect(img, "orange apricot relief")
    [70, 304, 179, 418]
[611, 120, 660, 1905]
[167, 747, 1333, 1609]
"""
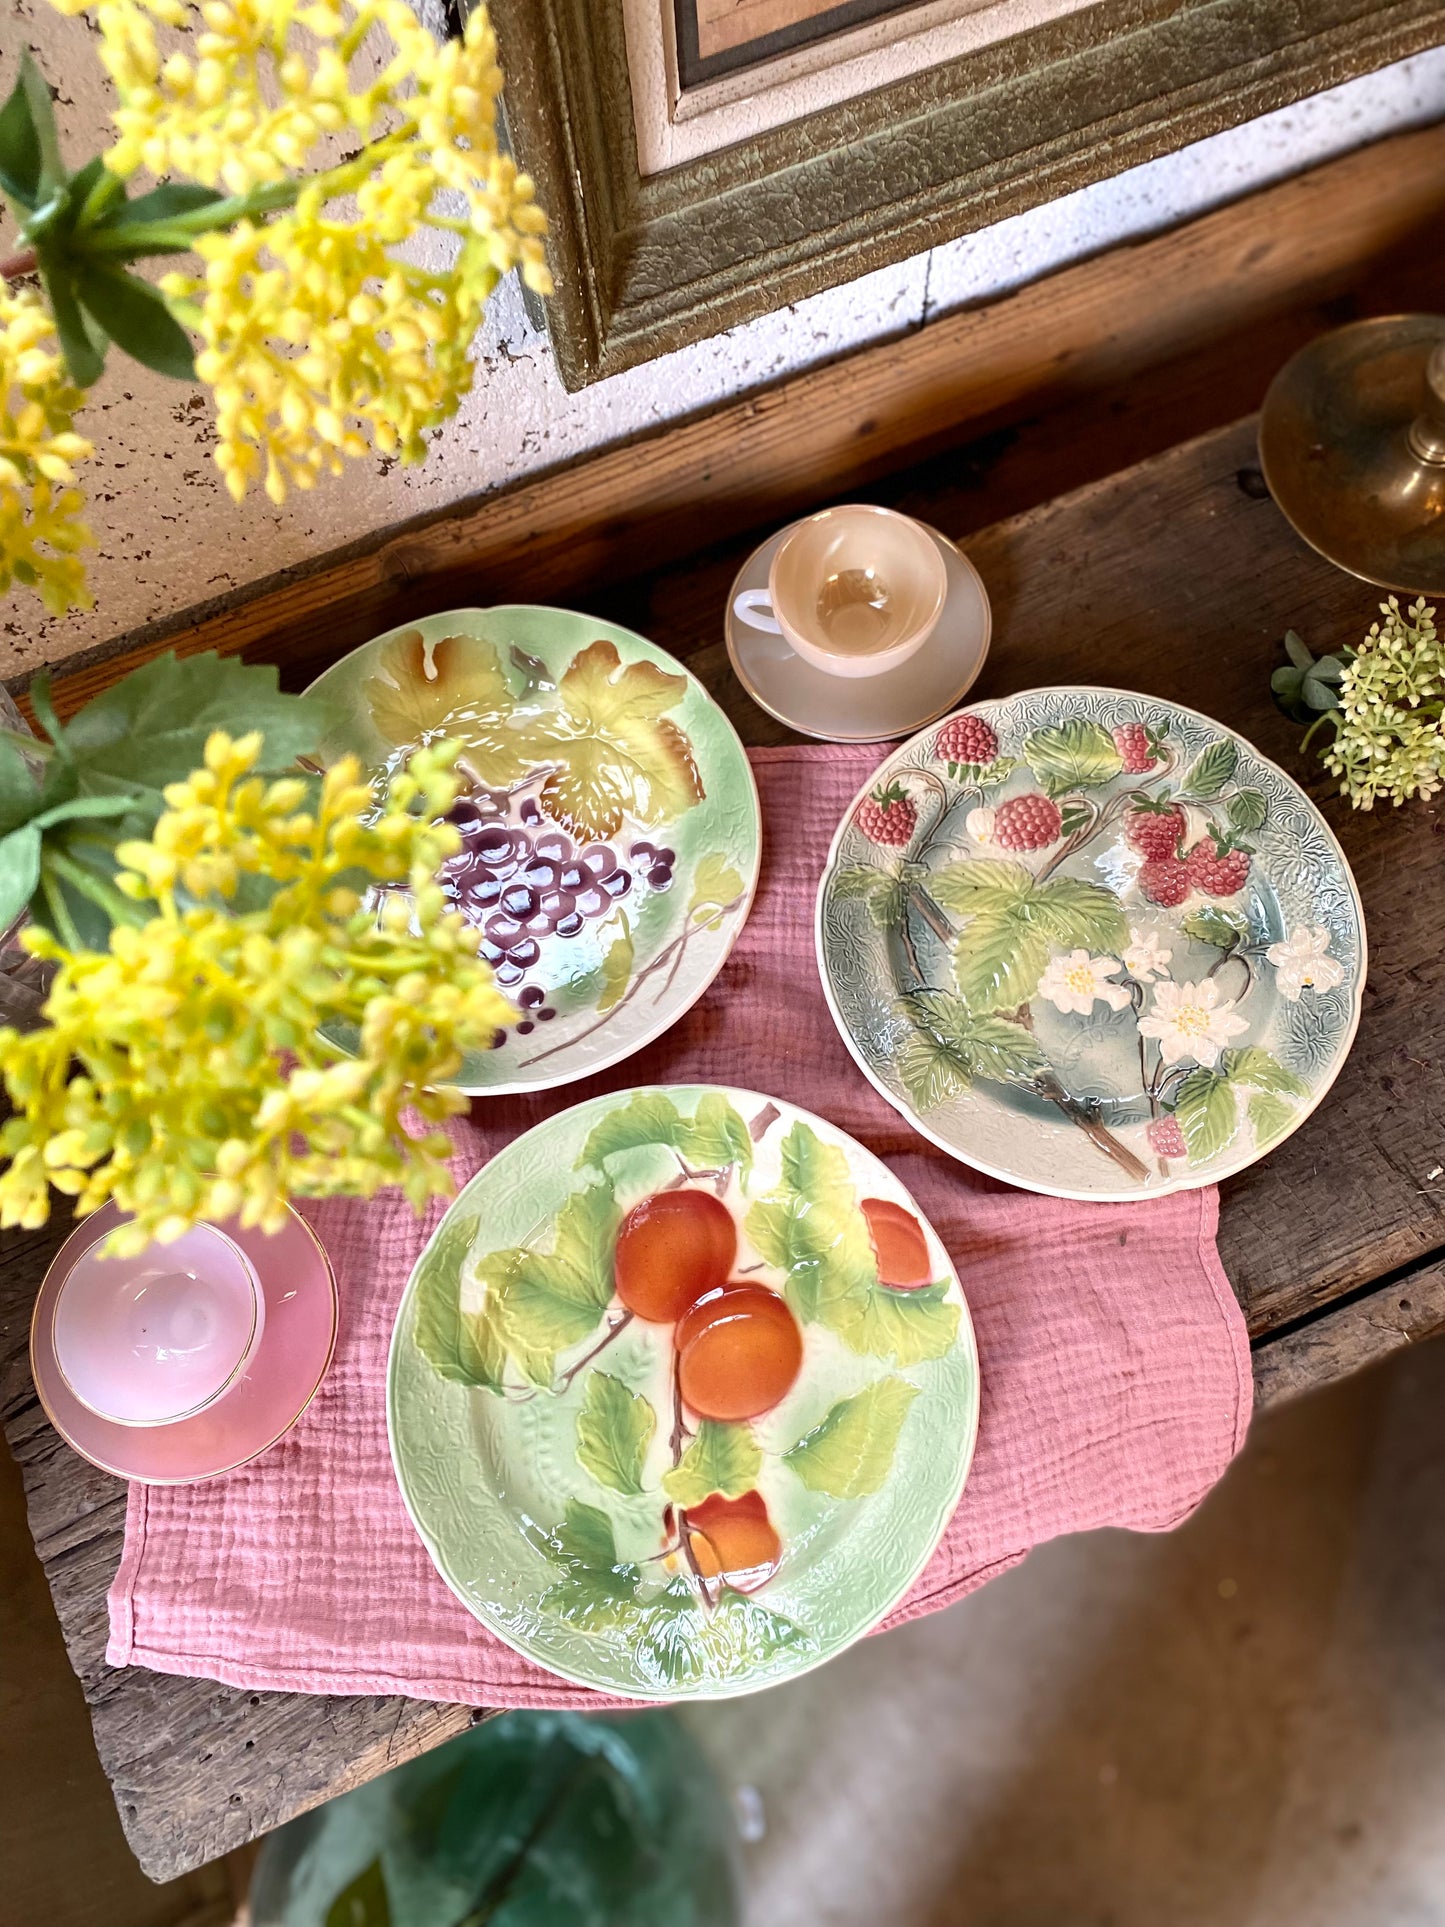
[685, 1490, 781, 1594]
[613, 1188, 737, 1324]
[860, 1197, 933, 1290]
[676, 1283, 803, 1422]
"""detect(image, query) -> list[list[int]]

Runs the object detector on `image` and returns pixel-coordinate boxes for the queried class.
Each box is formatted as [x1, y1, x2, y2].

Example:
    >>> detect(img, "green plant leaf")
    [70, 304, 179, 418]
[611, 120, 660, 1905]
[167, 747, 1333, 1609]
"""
[412, 1211, 507, 1392]
[784, 1376, 919, 1498]
[1283, 630, 1314, 671]
[1175, 1068, 1240, 1165]
[41, 258, 105, 387]
[1023, 718, 1123, 797]
[484, 1182, 620, 1386]
[684, 1092, 755, 1181]
[94, 180, 224, 229]
[1302, 657, 1345, 710]
[663, 1421, 761, 1508]
[1247, 1088, 1295, 1147]
[1219, 1046, 1308, 1098]
[15, 51, 61, 198]
[0, 60, 42, 209]
[0, 823, 42, 928]
[575, 1371, 655, 1496]
[74, 262, 195, 380]
[688, 851, 744, 929]
[325, 1857, 390, 1927]
[1226, 789, 1267, 833]
[1180, 739, 1238, 800]
[1180, 907, 1248, 950]
[596, 915, 632, 1014]
[830, 864, 907, 928]
[0, 739, 40, 839]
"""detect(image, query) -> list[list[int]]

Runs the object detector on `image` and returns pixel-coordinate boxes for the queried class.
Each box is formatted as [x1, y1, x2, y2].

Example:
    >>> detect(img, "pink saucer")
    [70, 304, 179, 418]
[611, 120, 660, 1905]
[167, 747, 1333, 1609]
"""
[31, 1203, 337, 1484]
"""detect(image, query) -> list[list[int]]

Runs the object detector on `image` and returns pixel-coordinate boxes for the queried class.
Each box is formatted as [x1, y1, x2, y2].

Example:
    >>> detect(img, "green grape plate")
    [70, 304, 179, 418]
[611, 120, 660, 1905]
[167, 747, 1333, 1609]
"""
[387, 1085, 980, 1699]
[304, 607, 761, 1093]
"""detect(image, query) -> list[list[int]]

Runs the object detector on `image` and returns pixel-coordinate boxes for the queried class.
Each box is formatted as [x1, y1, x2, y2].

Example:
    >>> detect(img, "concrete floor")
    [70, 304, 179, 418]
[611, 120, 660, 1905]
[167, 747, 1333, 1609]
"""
[4, 1341, 1444, 1925]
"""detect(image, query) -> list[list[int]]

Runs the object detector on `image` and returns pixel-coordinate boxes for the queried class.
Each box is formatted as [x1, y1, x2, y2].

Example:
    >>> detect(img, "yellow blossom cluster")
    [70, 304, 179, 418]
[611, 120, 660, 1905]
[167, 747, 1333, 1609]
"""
[0, 286, 93, 613]
[63, 0, 550, 502]
[1322, 598, 1445, 809]
[0, 732, 512, 1252]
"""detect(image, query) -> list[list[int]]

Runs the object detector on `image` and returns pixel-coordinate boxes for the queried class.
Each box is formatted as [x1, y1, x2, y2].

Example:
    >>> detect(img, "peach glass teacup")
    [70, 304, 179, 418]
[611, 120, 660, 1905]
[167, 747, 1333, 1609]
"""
[51, 1223, 264, 1426]
[733, 504, 948, 679]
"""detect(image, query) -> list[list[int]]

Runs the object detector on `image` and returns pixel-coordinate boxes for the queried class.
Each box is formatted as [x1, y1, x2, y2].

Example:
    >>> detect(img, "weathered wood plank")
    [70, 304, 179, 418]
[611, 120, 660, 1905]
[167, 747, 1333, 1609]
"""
[1252, 1259, 1445, 1408]
[20, 120, 1445, 712]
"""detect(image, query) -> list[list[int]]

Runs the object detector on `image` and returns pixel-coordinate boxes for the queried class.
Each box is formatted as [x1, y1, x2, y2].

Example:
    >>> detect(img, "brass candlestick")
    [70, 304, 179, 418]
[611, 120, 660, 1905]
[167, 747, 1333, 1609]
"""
[1258, 314, 1445, 595]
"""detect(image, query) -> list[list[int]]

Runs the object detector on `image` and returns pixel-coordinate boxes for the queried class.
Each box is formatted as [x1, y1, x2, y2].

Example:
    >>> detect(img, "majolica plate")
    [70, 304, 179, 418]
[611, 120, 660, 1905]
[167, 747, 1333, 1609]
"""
[304, 608, 761, 1093]
[816, 688, 1366, 1200]
[387, 1085, 979, 1699]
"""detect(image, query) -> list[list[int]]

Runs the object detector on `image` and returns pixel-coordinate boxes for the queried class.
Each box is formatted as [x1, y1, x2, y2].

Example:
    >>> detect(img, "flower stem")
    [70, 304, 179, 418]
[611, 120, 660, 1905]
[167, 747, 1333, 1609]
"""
[0, 248, 37, 281]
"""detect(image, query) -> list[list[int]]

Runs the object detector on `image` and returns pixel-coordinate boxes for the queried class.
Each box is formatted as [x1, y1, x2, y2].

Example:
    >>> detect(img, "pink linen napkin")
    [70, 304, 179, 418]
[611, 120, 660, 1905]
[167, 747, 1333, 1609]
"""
[107, 744, 1252, 1706]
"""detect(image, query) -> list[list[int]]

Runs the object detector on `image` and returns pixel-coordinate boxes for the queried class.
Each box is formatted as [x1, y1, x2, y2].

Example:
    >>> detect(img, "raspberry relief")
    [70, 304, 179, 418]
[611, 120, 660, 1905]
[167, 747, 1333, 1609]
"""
[823, 696, 1355, 1192]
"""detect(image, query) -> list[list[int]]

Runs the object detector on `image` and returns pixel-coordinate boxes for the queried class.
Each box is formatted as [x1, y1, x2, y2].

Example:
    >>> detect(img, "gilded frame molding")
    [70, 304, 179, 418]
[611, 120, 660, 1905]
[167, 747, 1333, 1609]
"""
[489, 0, 1445, 390]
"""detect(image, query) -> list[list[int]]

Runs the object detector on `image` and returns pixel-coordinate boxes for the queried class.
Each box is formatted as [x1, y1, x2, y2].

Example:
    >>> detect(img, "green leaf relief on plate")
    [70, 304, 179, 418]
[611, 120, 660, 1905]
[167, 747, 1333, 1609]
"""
[784, 1377, 921, 1499]
[575, 1371, 656, 1496]
[1227, 788, 1268, 833]
[1174, 1047, 1305, 1164]
[412, 1212, 506, 1392]
[926, 861, 1126, 1011]
[1180, 907, 1250, 950]
[596, 914, 633, 1014]
[479, 1182, 620, 1387]
[831, 864, 908, 929]
[576, 1090, 753, 1181]
[662, 1421, 762, 1508]
[1218, 1047, 1308, 1099]
[689, 852, 745, 930]
[1174, 1068, 1240, 1165]
[1180, 737, 1239, 800]
[1022, 718, 1124, 796]
[895, 990, 1046, 1110]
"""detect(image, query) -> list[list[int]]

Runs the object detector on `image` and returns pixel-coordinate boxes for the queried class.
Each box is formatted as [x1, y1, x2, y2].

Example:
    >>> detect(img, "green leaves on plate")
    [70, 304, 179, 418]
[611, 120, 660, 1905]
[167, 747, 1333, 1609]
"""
[412, 1212, 507, 1394]
[829, 864, 908, 929]
[1180, 907, 1251, 952]
[1023, 717, 1124, 797]
[576, 1090, 755, 1183]
[784, 1377, 920, 1499]
[746, 1122, 959, 1365]
[896, 989, 1046, 1111]
[575, 1372, 655, 1497]
[688, 852, 745, 930]
[482, 1182, 620, 1388]
[1179, 737, 1238, 801]
[595, 914, 633, 1013]
[926, 859, 1126, 1012]
[1172, 1046, 1309, 1164]
[534, 1501, 643, 1631]
[662, 1421, 761, 1509]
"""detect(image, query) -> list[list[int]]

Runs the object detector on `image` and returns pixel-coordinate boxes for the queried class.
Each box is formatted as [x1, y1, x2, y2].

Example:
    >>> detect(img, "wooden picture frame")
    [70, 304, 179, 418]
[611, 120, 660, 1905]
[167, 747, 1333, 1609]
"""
[490, 0, 1443, 390]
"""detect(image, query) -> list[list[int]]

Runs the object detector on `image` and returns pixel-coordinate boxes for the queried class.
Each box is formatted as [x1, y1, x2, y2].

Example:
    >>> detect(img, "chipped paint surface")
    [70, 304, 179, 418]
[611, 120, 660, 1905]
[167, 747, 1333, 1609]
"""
[2, 4, 1443, 679]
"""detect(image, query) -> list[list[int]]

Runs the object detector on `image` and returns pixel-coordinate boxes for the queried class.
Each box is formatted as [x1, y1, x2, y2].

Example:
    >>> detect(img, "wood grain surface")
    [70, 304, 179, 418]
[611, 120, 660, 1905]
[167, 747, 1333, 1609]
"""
[4, 403, 1444, 1878]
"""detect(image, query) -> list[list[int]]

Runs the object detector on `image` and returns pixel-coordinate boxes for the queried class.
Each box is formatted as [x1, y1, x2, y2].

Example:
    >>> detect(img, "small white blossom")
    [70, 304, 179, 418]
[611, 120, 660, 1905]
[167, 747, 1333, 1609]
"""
[966, 806, 996, 845]
[1138, 978, 1249, 1067]
[1122, 928, 1172, 983]
[1036, 949, 1133, 1016]
[1265, 925, 1345, 1001]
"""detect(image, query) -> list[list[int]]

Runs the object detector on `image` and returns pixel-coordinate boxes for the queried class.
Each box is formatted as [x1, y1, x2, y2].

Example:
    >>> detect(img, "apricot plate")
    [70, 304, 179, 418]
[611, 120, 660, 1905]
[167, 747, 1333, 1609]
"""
[388, 1085, 980, 1699]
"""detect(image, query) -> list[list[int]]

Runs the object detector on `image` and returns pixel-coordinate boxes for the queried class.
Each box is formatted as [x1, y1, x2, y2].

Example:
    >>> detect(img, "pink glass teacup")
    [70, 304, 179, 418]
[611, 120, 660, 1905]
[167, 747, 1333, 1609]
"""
[51, 1223, 264, 1426]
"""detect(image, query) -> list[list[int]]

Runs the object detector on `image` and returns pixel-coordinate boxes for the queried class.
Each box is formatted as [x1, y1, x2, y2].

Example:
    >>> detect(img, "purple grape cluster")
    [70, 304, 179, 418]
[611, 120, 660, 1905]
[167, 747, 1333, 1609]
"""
[438, 790, 677, 1034]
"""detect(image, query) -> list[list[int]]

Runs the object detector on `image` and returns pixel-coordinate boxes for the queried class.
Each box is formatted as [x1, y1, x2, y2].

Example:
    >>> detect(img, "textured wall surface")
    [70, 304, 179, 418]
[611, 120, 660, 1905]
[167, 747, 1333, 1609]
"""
[2, 3, 1443, 678]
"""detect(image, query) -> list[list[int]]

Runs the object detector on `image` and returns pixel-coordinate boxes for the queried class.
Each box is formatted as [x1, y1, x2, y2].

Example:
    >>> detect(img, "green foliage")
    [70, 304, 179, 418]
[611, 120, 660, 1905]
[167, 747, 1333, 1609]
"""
[746, 1122, 958, 1365]
[1272, 629, 1346, 724]
[1174, 1068, 1239, 1164]
[1217, 1047, 1308, 1098]
[412, 1212, 507, 1393]
[829, 864, 907, 928]
[1227, 788, 1267, 833]
[1179, 738, 1238, 800]
[1180, 907, 1250, 951]
[482, 1183, 620, 1388]
[1023, 718, 1123, 797]
[533, 1501, 643, 1631]
[0, 652, 332, 948]
[662, 1422, 761, 1508]
[575, 1372, 655, 1496]
[596, 914, 633, 1013]
[784, 1377, 920, 1498]
[1172, 1046, 1308, 1164]
[688, 853, 746, 930]
[927, 859, 1127, 1011]
[577, 1091, 754, 1182]
[896, 989, 1046, 1110]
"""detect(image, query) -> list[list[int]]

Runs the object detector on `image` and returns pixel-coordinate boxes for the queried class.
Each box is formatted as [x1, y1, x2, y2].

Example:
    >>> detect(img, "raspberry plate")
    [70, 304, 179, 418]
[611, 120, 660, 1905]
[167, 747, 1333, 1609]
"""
[304, 608, 761, 1094]
[816, 687, 1367, 1200]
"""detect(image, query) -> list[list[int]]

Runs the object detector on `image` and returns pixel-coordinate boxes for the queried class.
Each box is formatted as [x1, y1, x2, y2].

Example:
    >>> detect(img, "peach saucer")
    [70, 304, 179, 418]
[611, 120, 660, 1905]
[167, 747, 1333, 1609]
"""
[30, 1203, 338, 1484]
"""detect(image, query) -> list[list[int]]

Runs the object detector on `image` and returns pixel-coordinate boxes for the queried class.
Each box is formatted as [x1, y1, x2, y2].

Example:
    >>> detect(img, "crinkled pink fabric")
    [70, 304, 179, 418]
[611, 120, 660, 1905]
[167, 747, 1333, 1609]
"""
[107, 745, 1251, 1706]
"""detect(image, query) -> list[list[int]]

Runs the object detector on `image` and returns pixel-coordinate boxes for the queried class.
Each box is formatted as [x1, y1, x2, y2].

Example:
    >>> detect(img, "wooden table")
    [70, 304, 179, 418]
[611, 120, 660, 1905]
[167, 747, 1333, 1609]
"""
[5, 130, 1445, 1878]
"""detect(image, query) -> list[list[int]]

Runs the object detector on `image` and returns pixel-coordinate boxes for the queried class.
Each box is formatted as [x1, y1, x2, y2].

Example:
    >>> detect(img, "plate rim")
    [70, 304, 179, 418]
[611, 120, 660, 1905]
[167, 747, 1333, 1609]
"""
[386, 1081, 981, 1701]
[724, 521, 993, 743]
[302, 605, 764, 1097]
[814, 684, 1369, 1203]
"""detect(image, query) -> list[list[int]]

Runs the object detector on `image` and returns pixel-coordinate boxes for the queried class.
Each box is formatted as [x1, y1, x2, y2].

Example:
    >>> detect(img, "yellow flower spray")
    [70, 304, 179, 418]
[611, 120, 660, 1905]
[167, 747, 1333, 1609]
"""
[0, 731, 512, 1252]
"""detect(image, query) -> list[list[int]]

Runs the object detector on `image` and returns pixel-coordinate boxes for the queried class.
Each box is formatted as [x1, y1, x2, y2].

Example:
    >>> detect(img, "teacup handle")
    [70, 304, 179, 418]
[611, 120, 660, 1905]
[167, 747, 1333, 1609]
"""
[733, 587, 783, 635]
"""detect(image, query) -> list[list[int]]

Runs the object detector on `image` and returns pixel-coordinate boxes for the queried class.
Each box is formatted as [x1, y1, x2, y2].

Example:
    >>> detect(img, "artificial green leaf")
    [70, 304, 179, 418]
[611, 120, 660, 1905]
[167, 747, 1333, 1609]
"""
[899, 1027, 972, 1111]
[56, 651, 331, 801]
[631, 1582, 813, 1690]
[828, 1279, 959, 1366]
[30, 792, 144, 832]
[1174, 1068, 1239, 1164]
[1227, 788, 1267, 833]
[662, 1421, 761, 1508]
[784, 1376, 920, 1498]
[684, 1092, 754, 1181]
[0, 60, 42, 209]
[926, 857, 1035, 915]
[745, 1121, 876, 1323]
[1180, 738, 1238, 800]
[595, 915, 632, 1014]
[534, 1501, 641, 1631]
[74, 262, 196, 380]
[688, 852, 745, 929]
[412, 1211, 507, 1392]
[41, 259, 105, 387]
[928, 860, 1125, 1012]
[0, 824, 42, 928]
[900, 990, 1047, 1084]
[1283, 630, 1314, 671]
[575, 1372, 655, 1496]
[1303, 657, 1346, 709]
[830, 864, 907, 929]
[1219, 1046, 1308, 1098]
[1026, 875, 1129, 952]
[1248, 1088, 1295, 1147]
[1180, 907, 1248, 950]
[577, 1092, 686, 1169]
[361, 630, 523, 779]
[1022, 717, 1123, 797]
[485, 1182, 619, 1386]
